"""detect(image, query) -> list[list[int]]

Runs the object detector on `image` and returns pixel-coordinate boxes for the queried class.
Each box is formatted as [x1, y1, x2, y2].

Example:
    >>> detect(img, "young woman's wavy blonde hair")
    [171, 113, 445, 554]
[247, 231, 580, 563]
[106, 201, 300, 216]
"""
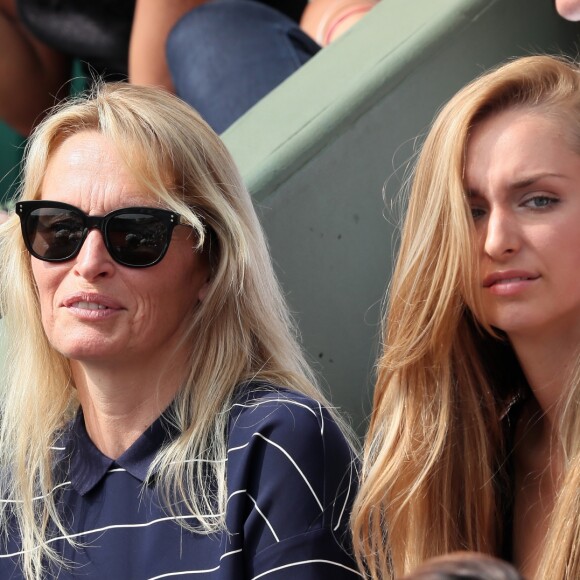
[0, 83, 350, 579]
[351, 55, 580, 579]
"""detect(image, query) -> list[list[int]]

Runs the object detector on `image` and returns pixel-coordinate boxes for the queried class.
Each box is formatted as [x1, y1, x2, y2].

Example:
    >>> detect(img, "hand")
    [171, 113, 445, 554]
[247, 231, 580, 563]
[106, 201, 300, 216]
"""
[300, 0, 377, 46]
[555, 0, 580, 20]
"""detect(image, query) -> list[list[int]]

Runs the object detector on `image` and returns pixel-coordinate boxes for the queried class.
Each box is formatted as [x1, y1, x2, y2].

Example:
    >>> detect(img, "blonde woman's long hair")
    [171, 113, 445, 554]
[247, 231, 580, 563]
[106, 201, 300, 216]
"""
[351, 55, 580, 579]
[0, 83, 349, 579]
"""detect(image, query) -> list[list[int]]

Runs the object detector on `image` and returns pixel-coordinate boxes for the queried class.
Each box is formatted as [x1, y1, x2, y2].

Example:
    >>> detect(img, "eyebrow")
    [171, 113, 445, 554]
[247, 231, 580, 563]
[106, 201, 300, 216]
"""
[465, 172, 567, 198]
[509, 172, 567, 190]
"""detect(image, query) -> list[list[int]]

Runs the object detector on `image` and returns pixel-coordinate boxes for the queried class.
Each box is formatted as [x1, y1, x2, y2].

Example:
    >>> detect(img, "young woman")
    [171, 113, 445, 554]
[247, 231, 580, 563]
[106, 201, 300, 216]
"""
[0, 83, 359, 579]
[352, 55, 580, 579]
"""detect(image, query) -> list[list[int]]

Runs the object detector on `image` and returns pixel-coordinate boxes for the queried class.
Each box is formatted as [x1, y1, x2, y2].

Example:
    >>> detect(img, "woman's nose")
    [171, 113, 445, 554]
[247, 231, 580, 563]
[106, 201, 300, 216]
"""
[483, 207, 521, 260]
[72, 230, 115, 280]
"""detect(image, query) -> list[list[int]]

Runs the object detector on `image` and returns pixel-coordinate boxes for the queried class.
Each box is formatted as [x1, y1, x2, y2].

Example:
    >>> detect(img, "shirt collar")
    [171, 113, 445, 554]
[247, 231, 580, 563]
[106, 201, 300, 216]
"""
[64, 409, 179, 496]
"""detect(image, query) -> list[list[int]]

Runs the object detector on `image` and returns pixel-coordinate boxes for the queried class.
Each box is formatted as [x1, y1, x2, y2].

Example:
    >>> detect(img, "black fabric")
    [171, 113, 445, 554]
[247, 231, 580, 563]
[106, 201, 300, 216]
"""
[17, 0, 135, 77]
[0, 384, 359, 579]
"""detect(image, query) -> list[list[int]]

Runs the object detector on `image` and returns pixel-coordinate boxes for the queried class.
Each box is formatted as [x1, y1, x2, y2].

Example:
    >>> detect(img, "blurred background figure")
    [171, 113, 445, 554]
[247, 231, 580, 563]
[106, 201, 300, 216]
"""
[401, 552, 524, 580]
[0, 0, 321, 135]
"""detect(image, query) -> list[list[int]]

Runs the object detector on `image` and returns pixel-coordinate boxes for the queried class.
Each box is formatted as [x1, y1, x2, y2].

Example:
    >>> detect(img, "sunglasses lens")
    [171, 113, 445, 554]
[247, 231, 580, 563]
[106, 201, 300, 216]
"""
[26, 207, 84, 261]
[107, 213, 168, 266]
[20, 203, 175, 267]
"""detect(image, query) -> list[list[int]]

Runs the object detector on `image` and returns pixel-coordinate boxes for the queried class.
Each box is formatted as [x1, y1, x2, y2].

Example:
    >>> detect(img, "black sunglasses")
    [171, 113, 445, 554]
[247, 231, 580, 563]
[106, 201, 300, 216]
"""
[16, 201, 184, 268]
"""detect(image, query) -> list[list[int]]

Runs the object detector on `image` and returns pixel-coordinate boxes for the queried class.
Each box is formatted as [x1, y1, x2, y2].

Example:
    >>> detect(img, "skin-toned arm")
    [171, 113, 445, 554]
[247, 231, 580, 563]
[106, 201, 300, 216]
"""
[0, 0, 70, 135]
[555, 0, 580, 20]
[129, 0, 207, 92]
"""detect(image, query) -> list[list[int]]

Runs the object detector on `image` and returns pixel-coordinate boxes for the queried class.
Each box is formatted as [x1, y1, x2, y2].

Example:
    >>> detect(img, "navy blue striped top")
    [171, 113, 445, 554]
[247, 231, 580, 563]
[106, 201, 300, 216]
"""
[0, 384, 361, 579]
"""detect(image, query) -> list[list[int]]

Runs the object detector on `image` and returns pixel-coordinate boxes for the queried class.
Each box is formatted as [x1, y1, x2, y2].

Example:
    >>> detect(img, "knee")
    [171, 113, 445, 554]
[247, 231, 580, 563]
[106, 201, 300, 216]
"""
[168, 0, 270, 49]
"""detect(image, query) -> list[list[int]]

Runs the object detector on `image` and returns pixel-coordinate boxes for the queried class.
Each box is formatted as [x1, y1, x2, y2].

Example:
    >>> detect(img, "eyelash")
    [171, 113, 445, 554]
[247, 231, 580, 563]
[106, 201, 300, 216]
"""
[469, 195, 559, 220]
[522, 195, 559, 209]
[470, 207, 485, 220]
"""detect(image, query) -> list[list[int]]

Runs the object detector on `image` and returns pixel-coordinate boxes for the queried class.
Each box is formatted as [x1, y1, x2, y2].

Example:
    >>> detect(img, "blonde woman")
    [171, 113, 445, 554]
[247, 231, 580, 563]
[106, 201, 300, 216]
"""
[352, 55, 580, 579]
[0, 83, 359, 579]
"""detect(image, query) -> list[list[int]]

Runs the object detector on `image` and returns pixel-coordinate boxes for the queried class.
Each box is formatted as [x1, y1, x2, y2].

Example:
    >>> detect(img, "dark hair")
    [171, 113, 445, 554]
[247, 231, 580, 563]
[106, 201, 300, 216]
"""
[402, 552, 523, 580]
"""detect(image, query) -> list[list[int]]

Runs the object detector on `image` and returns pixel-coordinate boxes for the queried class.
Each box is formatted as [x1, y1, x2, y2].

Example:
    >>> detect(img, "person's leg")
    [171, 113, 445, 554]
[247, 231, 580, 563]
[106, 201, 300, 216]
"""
[166, 0, 320, 133]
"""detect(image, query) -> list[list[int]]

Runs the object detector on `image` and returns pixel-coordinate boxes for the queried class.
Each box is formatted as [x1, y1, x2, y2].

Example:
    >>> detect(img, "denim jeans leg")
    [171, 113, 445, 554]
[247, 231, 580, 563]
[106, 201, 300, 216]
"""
[166, 0, 321, 133]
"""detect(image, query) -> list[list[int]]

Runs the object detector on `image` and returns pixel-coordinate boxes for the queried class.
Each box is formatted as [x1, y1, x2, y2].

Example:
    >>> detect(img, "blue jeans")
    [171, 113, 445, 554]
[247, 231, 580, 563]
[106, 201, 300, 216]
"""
[166, 0, 321, 133]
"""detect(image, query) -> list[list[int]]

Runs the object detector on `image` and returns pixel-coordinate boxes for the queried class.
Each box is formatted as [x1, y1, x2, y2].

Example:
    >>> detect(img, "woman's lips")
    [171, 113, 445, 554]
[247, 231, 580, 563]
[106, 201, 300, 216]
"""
[61, 293, 124, 318]
[482, 271, 540, 296]
[71, 301, 109, 310]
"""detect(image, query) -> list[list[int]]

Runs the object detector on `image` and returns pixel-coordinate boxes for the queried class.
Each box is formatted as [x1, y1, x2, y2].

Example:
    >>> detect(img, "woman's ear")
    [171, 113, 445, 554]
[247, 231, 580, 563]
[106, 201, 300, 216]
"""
[199, 226, 218, 303]
[197, 276, 211, 302]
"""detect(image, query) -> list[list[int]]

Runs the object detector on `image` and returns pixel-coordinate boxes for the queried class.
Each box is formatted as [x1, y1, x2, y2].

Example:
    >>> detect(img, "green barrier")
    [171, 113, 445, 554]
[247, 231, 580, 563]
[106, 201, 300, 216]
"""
[222, 0, 578, 433]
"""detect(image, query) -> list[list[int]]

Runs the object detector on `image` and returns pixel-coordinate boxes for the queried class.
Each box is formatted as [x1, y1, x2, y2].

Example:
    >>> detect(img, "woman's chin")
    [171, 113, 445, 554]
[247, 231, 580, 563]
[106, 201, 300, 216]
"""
[50, 338, 123, 364]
